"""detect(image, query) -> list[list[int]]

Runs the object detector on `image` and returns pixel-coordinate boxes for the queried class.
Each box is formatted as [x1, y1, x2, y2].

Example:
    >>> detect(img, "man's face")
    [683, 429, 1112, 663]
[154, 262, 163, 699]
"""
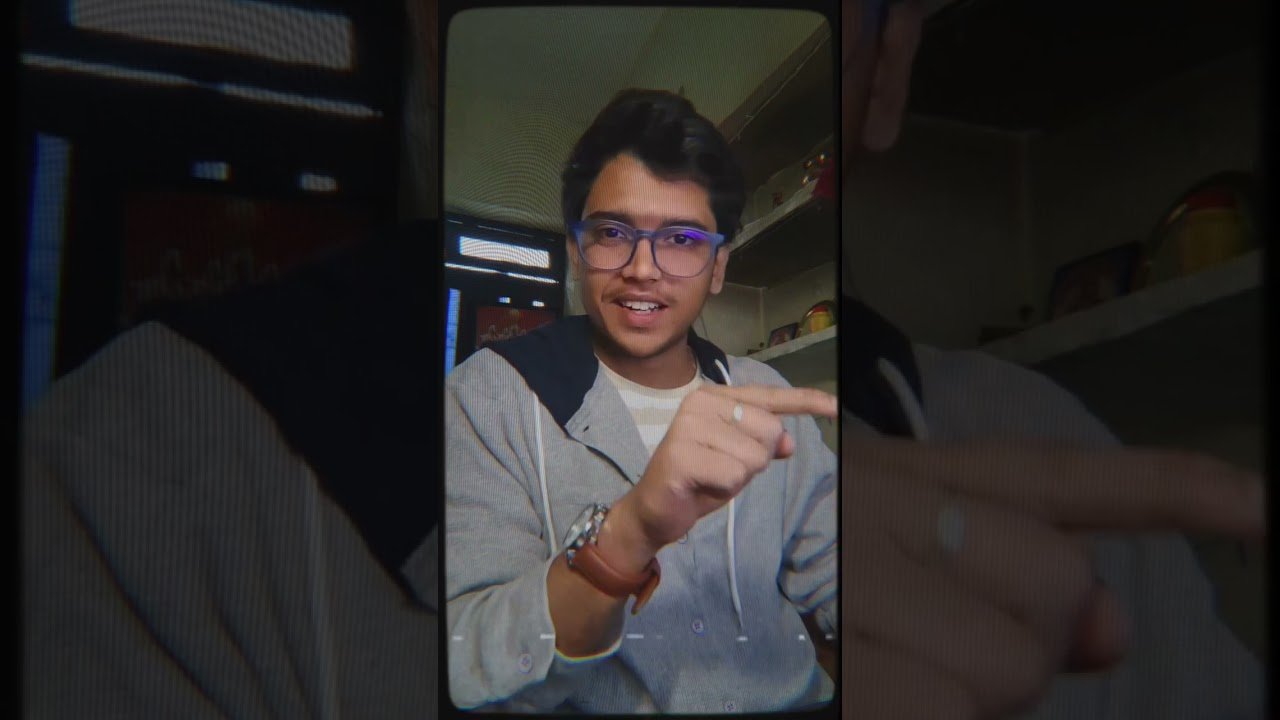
[568, 153, 728, 361]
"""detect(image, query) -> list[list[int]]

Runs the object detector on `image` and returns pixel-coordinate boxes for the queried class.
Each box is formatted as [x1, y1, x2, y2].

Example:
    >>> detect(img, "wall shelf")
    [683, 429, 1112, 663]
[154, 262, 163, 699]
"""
[719, 22, 835, 291]
[736, 181, 816, 250]
[725, 187, 834, 288]
[981, 252, 1264, 447]
[980, 251, 1262, 366]
[749, 324, 836, 388]
[709, 20, 837, 388]
[1034, 285, 1262, 446]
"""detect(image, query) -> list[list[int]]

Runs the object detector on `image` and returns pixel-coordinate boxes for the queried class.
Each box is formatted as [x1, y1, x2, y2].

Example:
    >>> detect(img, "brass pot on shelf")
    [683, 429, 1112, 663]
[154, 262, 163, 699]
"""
[797, 300, 836, 337]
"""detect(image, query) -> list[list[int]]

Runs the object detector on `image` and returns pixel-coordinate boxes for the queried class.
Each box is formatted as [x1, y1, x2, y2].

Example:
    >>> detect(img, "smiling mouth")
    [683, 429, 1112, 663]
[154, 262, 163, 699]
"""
[616, 300, 667, 313]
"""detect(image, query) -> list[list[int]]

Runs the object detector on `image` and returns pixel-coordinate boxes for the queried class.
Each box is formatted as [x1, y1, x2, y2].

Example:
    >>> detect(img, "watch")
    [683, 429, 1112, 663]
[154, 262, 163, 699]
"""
[562, 503, 661, 614]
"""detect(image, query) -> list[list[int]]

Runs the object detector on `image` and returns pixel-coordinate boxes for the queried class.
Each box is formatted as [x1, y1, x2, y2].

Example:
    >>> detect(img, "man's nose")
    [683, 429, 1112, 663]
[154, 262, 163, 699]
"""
[621, 238, 662, 280]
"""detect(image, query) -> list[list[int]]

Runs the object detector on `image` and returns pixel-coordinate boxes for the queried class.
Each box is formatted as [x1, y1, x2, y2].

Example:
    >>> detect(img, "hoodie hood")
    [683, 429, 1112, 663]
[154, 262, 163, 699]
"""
[486, 315, 730, 429]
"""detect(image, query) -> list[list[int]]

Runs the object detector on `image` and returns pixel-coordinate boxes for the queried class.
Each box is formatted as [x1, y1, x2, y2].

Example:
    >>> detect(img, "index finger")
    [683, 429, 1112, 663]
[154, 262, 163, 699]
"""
[703, 384, 839, 418]
[851, 436, 1266, 542]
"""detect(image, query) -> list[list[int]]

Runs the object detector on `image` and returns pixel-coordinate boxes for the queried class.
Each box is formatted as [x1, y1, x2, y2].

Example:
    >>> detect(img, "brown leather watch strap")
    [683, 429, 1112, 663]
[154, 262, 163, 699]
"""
[569, 543, 662, 614]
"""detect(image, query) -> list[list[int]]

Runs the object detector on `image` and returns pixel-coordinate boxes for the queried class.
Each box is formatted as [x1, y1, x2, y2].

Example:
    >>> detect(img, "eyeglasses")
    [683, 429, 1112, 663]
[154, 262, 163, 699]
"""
[570, 218, 726, 278]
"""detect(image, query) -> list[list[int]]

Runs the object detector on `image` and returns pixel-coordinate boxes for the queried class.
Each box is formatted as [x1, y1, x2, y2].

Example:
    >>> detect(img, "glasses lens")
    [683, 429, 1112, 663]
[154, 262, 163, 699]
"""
[579, 221, 634, 270]
[654, 227, 715, 277]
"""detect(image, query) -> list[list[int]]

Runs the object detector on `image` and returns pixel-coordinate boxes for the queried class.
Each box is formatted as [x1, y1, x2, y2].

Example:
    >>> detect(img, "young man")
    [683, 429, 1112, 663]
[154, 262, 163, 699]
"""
[445, 89, 841, 713]
[834, 1, 1264, 718]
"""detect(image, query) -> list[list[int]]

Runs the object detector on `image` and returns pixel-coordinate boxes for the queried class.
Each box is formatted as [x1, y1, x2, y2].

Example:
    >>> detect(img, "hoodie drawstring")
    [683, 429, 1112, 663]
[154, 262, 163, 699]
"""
[534, 388, 557, 557]
[876, 357, 930, 441]
[713, 359, 746, 637]
[533, 359, 748, 634]
[306, 473, 341, 720]
[531, 355, 925, 643]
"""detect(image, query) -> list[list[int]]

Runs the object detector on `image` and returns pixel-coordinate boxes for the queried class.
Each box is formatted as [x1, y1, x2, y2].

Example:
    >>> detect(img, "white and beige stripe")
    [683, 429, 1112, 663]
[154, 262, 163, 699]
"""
[597, 359, 704, 457]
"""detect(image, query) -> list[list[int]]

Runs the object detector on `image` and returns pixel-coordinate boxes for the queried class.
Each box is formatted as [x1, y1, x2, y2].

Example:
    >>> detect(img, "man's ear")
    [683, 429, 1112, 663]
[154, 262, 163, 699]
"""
[709, 246, 730, 295]
[862, 0, 925, 152]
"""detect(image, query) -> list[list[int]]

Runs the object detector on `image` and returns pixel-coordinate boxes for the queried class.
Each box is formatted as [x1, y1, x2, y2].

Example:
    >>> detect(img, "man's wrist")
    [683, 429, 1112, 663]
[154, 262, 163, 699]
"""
[594, 495, 662, 576]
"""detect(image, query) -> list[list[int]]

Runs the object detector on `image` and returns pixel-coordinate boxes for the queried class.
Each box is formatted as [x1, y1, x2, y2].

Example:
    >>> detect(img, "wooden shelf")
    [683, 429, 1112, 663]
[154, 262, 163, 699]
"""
[748, 324, 836, 387]
[725, 188, 835, 288]
[1035, 285, 1262, 445]
[980, 250, 1262, 366]
[718, 20, 835, 290]
[707, 19, 837, 386]
[751, 323, 835, 363]
[979, 252, 1263, 445]
[736, 181, 816, 250]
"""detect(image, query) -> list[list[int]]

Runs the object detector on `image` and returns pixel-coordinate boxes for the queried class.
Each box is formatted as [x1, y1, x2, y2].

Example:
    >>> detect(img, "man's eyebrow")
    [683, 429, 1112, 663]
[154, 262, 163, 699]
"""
[584, 210, 711, 231]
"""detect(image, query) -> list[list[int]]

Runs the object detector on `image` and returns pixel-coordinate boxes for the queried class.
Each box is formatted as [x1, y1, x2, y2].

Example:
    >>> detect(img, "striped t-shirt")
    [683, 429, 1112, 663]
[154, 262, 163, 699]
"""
[597, 359, 703, 457]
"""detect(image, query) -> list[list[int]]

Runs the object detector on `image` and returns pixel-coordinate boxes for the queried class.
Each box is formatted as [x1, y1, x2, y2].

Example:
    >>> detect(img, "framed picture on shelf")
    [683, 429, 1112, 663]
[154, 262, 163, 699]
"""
[1047, 242, 1142, 321]
[767, 322, 799, 347]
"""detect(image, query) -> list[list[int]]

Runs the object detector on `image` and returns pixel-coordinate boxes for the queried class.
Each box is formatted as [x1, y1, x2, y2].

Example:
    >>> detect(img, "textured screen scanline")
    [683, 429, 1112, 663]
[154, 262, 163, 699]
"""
[69, 0, 353, 70]
[459, 236, 551, 269]
[21, 53, 382, 118]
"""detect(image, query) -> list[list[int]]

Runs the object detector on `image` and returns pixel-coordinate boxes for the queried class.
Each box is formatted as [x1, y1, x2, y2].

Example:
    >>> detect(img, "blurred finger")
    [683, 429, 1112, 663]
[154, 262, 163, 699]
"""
[870, 480, 1096, 663]
[845, 533, 1052, 716]
[685, 392, 787, 453]
[1064, 584, 1131, 672]
[681, 442, 751, 503]
[850, 436, 1266, 542]
[862, 0, 924, 151]
[702, 384, 838, 418]
[693, 416, 775, 476]
[776, 430, 795, 459]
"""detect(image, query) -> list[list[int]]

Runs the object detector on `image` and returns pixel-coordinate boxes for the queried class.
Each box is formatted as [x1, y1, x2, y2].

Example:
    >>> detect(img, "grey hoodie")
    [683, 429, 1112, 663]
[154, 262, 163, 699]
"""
[445, 316, 838, 713]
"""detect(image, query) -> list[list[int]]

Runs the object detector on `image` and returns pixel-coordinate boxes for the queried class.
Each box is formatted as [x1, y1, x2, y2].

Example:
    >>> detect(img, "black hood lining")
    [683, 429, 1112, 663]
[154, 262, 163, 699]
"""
[486, 315, 729, 429]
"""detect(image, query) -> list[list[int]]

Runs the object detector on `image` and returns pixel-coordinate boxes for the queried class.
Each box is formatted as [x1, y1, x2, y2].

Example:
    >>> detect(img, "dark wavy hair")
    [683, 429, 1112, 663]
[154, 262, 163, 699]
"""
[561, 88, 747, 244]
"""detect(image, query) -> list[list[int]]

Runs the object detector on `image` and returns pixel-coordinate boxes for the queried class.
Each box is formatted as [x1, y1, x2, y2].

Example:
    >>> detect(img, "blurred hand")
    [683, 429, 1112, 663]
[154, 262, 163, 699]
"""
[610, 385, 838, 564]
[841, 432, 1266, 718]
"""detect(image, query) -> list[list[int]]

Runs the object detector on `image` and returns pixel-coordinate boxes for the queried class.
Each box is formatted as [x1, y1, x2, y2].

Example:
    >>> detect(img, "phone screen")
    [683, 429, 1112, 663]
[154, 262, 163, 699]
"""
[440, 2, 840, 716]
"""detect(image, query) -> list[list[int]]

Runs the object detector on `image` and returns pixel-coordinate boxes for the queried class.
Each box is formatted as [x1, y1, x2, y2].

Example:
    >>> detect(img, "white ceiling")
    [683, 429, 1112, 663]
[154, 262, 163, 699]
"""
[445, 7, 664, 112]
[443, 7, 827, 232]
